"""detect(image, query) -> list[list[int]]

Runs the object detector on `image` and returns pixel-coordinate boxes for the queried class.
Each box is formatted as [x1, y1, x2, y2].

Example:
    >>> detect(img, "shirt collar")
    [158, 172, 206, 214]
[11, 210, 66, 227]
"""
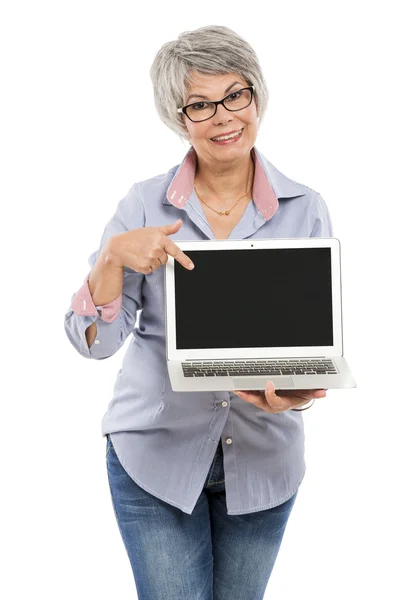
[164, 145, 306, 221]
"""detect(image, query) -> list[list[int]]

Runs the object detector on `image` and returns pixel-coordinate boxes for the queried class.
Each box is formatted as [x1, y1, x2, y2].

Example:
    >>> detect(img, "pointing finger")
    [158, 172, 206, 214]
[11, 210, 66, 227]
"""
[163, 238, 194, 270]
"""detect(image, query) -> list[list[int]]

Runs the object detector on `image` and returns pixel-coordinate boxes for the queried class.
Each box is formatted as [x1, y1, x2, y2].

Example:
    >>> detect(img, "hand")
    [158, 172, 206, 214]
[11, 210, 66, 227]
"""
[230, 381, 327, 413]
[106, 219, 194, 275]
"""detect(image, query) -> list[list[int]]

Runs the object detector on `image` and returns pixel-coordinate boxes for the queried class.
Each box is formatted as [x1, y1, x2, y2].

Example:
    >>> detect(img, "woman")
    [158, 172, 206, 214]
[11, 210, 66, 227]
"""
[65, 25, 331, 600]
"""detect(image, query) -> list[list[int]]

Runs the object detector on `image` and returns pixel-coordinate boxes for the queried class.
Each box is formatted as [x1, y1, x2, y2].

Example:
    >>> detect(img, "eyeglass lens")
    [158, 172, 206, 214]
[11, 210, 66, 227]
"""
[186, 88, 252, 122]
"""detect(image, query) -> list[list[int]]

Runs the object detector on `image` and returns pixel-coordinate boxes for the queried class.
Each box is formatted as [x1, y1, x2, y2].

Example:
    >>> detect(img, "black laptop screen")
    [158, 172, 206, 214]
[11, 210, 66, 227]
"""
[174, 248, 333, 349]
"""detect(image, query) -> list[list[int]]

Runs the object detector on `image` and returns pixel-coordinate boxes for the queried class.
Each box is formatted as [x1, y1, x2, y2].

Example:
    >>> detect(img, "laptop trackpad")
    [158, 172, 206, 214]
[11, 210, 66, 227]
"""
[232, 377, 295, 390]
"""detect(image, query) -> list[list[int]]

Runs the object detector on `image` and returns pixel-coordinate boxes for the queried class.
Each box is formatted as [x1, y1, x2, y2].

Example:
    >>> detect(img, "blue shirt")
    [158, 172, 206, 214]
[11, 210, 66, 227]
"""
[64, 145, 333, 515]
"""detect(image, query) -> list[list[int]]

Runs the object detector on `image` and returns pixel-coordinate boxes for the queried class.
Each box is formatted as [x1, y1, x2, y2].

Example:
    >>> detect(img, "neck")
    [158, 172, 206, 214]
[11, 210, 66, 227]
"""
[194, 151, 254, 202]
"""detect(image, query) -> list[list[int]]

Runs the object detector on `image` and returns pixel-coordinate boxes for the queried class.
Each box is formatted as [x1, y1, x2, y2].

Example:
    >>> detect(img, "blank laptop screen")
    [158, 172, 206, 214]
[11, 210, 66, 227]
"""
[174, 248, 333, 350]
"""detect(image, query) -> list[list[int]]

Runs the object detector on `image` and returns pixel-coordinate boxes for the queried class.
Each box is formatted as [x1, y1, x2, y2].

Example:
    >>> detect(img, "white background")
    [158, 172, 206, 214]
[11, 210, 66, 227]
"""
[2, 1, 399, 598]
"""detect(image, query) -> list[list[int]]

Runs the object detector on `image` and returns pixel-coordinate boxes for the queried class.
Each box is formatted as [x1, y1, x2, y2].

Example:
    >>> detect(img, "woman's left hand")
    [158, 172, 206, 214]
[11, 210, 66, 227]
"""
[230, 380, 327, 413]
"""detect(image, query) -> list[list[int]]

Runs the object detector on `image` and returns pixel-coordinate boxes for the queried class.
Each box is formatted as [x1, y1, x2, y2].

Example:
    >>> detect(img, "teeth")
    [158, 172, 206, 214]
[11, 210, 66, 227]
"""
[212, 129, 243, 142]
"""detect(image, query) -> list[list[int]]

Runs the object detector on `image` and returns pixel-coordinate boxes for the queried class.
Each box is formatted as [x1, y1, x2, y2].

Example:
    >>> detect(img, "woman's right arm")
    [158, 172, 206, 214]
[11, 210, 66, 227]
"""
[64, 183, 146, 360]
[64, 181, 193, 360]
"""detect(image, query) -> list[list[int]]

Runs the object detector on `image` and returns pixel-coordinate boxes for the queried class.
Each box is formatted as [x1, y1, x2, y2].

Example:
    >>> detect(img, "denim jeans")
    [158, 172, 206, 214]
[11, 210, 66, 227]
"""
[106, 433, 298, 600]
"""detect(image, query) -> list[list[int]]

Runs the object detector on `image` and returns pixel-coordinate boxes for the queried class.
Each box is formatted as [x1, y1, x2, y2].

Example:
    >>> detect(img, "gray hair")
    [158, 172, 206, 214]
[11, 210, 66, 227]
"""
[149, 25, 269, 143]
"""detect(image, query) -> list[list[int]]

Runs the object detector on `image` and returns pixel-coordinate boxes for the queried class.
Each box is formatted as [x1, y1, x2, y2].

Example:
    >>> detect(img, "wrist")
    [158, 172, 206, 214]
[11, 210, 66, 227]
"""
[290, 398, 316, 411]
[102, 237, 123, 268]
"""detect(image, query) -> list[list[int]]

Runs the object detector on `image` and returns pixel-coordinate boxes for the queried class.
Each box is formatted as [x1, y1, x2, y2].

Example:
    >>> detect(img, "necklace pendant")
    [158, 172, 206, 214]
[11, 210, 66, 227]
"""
[225, 210, 230, 215]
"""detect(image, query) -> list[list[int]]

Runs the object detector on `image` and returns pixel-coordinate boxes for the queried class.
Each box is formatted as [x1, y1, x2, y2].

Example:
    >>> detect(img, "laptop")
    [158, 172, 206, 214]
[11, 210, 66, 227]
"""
[165, 238, 356, 391]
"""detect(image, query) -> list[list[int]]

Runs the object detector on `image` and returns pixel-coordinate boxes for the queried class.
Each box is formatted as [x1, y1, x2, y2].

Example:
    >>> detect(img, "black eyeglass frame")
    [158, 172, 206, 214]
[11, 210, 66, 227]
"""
[177, 85, 255, 123]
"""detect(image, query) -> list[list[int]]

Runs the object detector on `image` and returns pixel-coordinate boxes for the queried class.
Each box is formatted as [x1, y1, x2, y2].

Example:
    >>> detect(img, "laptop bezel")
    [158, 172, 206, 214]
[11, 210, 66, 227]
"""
[165, 238, 343, 360]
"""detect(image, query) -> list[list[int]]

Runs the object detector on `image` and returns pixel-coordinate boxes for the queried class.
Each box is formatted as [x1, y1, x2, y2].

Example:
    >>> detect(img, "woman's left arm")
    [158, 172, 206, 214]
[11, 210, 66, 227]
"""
[232, 192, 334, 412]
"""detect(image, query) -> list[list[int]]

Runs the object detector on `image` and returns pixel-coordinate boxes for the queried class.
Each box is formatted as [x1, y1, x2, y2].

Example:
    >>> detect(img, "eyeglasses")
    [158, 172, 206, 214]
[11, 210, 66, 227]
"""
[177, 86, 255, 123]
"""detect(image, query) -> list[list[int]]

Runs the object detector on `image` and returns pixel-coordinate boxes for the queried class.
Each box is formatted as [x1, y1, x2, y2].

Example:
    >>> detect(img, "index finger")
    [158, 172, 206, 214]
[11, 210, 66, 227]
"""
[163, 237, 194, 270]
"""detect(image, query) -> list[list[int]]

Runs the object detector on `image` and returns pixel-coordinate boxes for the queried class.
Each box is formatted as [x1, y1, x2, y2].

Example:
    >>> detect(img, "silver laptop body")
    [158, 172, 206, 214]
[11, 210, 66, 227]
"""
[165, 238, 356, 391]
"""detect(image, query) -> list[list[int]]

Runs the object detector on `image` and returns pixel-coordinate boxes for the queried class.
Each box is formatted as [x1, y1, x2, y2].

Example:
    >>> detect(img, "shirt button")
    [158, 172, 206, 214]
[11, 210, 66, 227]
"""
[221, 401, 228, 407]
[94, 340, 100, 345]
[226, 438, 232, 445]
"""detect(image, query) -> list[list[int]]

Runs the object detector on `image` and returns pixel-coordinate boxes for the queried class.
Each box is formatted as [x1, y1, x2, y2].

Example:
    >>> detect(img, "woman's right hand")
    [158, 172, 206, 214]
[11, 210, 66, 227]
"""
[106, 219, 194, 274]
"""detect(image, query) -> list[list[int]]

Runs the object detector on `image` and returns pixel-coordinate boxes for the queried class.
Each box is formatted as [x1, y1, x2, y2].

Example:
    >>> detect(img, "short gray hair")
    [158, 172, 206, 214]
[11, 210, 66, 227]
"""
[150, 25, 269, 143]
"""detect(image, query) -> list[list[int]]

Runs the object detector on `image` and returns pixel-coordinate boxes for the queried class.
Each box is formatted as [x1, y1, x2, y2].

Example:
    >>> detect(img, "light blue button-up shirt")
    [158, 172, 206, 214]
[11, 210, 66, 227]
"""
[64, 145, 333, 515]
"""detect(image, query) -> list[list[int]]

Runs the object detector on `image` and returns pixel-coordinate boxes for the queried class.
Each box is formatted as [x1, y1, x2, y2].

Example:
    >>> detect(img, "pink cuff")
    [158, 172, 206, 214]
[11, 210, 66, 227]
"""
[71, 273, 122, 323]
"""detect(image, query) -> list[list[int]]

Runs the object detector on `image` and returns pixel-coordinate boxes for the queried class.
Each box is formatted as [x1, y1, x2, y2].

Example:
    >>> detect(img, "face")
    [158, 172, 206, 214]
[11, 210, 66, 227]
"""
[182, 71, 259, 166]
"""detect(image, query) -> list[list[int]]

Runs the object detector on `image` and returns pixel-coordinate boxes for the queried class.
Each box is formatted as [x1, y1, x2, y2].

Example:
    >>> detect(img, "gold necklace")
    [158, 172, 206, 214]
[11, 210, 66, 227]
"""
[195, 164, 253, 217]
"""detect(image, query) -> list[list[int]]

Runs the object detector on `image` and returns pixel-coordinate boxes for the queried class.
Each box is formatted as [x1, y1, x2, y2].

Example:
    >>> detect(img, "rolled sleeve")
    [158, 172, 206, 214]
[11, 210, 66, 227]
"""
[71, 272, 122, 322]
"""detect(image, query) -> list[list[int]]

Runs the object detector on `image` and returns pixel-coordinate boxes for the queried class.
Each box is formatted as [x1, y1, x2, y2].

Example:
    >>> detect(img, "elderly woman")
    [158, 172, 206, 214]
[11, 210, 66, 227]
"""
[64, 25, 331, 600]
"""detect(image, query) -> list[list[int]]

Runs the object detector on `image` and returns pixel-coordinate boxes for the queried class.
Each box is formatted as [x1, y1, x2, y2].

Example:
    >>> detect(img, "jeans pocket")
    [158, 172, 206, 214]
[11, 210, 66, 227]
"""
[106, 434, 113, 458]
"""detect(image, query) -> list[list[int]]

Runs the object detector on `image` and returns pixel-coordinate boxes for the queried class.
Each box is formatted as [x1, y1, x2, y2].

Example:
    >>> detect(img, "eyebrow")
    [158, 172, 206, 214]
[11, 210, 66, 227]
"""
[186, 81, 244, 103]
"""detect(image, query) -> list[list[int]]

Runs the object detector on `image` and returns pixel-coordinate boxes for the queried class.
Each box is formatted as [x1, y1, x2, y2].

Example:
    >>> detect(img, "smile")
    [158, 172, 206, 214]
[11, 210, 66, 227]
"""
[210, 128, 244, 143]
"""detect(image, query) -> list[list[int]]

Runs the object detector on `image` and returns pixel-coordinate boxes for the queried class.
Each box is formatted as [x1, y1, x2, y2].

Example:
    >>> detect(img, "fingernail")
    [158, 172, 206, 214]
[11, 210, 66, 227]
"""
[236, 391, 243, 397]
[188, 262, 194, 269]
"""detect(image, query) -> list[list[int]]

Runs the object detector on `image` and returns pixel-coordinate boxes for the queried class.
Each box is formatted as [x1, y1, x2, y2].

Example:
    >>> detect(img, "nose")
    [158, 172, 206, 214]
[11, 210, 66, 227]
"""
[212, 102, 233, 126]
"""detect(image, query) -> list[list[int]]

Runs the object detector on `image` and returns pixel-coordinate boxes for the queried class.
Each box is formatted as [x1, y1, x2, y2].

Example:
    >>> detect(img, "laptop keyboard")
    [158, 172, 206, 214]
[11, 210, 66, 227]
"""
[182, 358, 338, 377]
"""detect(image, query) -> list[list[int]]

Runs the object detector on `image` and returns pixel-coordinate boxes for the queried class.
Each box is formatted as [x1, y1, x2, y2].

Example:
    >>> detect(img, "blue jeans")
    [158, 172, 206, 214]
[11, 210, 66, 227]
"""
[106, 434, 297, 600]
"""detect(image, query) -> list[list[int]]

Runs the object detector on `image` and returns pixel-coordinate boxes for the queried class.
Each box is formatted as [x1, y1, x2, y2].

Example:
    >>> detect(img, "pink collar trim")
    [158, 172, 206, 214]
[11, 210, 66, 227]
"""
[165, 147, 278, 221]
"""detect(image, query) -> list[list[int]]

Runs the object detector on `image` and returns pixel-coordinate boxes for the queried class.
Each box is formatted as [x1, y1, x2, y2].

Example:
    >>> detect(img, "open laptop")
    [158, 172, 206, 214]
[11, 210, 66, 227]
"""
[165, 238, 356, 391]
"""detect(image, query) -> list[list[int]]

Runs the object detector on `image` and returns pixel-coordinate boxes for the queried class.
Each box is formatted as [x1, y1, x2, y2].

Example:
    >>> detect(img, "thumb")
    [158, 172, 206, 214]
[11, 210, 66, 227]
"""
[159, 219, 183, 236]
